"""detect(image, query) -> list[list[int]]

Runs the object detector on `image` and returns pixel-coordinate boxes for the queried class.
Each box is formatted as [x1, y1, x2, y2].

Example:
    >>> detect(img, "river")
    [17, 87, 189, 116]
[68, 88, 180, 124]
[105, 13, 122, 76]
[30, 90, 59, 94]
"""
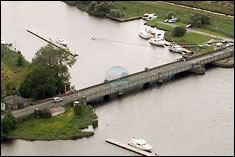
[1, 1, 234, 156]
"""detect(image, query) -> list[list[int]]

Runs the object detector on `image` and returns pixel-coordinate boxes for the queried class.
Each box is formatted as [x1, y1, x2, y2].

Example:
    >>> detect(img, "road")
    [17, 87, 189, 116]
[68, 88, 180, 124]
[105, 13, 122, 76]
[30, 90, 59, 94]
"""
[5, 93, 79, 119]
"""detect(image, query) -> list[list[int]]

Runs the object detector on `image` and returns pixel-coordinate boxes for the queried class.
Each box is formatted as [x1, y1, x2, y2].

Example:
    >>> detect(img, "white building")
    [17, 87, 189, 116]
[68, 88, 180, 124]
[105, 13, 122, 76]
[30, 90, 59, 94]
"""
[1, 102, 6, 112]
[49, 106, 65, 117]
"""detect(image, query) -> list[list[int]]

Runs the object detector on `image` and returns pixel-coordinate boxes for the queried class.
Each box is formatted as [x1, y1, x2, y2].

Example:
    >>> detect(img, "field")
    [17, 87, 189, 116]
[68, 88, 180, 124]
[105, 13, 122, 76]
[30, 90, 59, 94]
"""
[115, 1, 234, 38]
[1, 45, 30, 97]
[7, 105, 97, 141]
[168, 1, 234, 16]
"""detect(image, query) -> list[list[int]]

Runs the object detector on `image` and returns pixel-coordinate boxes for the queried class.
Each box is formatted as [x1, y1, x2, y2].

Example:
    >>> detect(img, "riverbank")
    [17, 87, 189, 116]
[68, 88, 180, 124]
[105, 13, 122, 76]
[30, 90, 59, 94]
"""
[115, 1, 234, 38]
[6, 104, 98, 141]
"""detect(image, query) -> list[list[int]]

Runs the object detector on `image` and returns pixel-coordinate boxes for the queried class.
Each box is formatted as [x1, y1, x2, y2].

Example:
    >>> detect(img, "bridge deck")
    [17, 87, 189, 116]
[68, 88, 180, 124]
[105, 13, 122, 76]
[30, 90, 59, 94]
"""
[78, 46, 233, 101]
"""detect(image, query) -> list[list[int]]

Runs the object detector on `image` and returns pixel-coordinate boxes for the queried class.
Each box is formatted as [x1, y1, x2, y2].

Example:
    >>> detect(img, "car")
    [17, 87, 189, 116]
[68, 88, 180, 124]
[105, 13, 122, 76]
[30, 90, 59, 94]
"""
[186, 24, 192, 28]
[52, 97, 63, 103]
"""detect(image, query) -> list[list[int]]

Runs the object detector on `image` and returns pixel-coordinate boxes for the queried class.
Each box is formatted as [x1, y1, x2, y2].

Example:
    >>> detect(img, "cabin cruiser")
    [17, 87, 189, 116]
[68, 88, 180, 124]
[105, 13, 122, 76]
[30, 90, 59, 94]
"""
[128, 137, 152, 152]
[149, 38, 165, 47]
[138, 31, 153, 39]
[142, 13, 154, 20]
[169, 45, 183, 54]
[56, 38, 68, 47]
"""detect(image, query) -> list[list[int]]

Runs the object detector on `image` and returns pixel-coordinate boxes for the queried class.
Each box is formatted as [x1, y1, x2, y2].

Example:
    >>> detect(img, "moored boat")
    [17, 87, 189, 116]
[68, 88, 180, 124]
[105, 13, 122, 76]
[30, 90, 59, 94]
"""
[128, 137, 152, 152]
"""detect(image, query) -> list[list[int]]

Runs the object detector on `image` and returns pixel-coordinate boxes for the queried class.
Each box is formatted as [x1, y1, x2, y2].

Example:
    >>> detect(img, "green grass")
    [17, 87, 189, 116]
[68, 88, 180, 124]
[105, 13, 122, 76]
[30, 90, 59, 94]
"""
[115, 1, 234, 38]
[165, 32, 215, 45]
[195, 45, 216, 56]
[8, 105, 97, 141]
[168, 1, 234, 16]
[146, 19, 174, 32]
[1, 45, 30, 97]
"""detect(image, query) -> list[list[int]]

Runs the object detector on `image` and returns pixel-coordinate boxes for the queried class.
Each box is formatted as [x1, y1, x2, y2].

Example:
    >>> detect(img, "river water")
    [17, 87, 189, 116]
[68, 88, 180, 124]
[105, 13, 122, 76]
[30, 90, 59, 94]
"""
[1, 1, 234, 156]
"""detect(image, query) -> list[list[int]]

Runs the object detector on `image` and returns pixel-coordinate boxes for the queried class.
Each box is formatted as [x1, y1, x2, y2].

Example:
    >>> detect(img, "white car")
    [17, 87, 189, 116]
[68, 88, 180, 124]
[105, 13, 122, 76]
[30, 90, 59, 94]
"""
[52, 97, 63, 103]
[128, 137, 152, 152]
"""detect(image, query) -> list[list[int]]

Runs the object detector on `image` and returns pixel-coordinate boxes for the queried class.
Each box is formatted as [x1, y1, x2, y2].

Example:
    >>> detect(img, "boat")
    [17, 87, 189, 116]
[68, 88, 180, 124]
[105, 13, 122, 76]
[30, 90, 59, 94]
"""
[169, 45, 183, 54]
[142, 13, 155, 20]
[56, 38, 68, 47]
[138, 31, 152, 39]
[128, 137, 152, 152]
[149, 38, 165, 47]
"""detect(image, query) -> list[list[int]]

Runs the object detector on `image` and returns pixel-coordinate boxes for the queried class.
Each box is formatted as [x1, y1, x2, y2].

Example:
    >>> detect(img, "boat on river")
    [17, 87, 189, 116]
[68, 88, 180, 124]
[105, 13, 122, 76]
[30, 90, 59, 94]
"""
[56, 38, 68, 47]
[138, 31, 153, 39]
[149, 38, 165, 47]
[128, 137, 152, 152]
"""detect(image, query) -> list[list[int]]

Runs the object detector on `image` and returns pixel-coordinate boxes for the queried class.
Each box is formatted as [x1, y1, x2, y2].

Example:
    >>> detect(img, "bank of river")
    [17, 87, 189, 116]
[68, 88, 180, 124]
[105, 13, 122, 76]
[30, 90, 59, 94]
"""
[6, 105, 97, 141]
[1, 1, 234, 156]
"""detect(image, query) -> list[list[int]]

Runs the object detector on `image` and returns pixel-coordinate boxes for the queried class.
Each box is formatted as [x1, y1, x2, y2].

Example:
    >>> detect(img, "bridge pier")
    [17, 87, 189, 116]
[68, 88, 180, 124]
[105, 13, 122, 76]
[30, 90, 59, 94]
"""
[190, 65, 206, 75]
[143, 82, 150, 89]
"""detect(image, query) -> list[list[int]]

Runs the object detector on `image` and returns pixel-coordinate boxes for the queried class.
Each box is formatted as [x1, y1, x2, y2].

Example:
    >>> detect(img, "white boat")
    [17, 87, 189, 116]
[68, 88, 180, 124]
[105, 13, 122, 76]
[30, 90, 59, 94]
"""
[138, 31, 152, 39]
[142, 13, 155, 20]
[128, 137, 152, 152]
[169, 45, 183, 53]
[56, 38, 68, 47]
[149, 38, 165, 47]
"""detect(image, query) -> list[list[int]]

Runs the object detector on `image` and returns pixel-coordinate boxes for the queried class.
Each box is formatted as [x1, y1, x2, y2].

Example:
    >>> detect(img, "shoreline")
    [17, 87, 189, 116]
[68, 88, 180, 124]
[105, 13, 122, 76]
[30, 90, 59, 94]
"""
[106, 14, 142, 22]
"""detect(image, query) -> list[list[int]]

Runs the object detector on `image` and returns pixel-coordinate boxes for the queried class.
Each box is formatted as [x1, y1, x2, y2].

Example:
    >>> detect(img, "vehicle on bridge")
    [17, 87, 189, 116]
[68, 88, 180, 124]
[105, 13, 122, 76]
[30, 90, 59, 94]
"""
[52, 97, 63, 103]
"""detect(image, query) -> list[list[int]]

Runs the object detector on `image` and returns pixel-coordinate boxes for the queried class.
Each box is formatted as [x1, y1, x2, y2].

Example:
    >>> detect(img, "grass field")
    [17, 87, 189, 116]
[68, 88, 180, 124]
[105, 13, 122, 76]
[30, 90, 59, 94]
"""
[168, 1, 234, 16]
[165, 32, 214, 45]
[8, 105, 97, 141]
[115, 1, 234, 38]
[1, 45, 30, 97]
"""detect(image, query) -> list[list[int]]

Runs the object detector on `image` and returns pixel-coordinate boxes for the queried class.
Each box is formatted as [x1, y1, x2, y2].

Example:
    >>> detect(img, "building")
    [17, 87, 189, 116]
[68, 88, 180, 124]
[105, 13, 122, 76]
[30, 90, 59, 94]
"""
[50, 106, 65, 117]
[1, 102, 6, 112]
[2, 95, 29, 110]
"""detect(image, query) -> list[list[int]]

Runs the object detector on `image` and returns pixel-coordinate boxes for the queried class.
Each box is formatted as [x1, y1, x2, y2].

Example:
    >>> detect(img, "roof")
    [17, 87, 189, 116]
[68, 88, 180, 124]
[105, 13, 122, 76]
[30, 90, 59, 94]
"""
[2, 95, 28, 105]
[50, 106, 65, 113]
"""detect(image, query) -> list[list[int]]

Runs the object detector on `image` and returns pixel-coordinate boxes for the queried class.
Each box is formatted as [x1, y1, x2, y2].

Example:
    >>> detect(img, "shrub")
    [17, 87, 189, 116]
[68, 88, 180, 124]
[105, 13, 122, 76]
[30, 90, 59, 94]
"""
[167, 11, 176, 19]
[173, 26, 186, 37]
[109, 9, 124, 18]
[41, 109, 51, 119]
[74, 104, 83, 116]
[191, 13, 210, 27]
[1, 112, 17, 138]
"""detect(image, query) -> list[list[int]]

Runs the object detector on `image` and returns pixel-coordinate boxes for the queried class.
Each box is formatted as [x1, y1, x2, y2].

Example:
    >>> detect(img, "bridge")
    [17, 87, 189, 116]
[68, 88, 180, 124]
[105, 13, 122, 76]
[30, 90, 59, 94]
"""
[78, 46, 234, 104]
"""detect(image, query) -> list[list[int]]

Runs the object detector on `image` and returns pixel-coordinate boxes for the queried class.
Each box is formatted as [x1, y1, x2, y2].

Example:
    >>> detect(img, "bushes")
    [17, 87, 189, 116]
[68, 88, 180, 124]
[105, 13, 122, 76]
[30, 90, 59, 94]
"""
[40, 109, 51, 119]
[173, 26, 186, 37]
[74, 104, 83, 116]
[191, 13, 210, 27]
[167, 11, 176, 19]
[109, 9, 124, 18]
[1, 112, 17, 140]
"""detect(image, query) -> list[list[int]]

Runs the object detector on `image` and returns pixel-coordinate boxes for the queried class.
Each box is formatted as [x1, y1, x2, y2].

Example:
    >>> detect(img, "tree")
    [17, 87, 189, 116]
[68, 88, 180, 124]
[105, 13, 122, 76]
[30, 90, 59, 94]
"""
[19, 64, 58, 99]
[167, 11, 176, 19]
[17, 55, 23, 67]
[40, 109, 51, 119]
[74, 104, 83, 116]
[191, 13, 210, 27]
[31, 44, 76, 95]
[1, 112, 17, 135]
[173, 26, 186, 37]
[109, 9, 124, 18]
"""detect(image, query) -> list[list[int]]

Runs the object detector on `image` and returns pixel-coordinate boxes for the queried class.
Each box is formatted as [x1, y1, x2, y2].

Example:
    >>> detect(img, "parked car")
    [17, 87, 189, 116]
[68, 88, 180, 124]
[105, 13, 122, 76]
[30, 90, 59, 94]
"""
[52, 97, 63, 103]
[186, 24, 192, 28]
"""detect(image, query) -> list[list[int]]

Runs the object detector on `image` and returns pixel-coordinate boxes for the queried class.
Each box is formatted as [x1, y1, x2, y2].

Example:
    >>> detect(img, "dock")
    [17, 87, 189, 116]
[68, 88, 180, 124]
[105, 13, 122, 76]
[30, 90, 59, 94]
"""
[105, 138, 155, 156]
[26, 29, 78, 57]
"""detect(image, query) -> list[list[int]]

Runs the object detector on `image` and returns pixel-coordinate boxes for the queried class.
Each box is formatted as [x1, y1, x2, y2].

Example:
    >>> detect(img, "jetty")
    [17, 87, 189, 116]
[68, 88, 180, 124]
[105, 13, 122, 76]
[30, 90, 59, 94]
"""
[105, 138, 155, 156]
[26, 29, 78, 57]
